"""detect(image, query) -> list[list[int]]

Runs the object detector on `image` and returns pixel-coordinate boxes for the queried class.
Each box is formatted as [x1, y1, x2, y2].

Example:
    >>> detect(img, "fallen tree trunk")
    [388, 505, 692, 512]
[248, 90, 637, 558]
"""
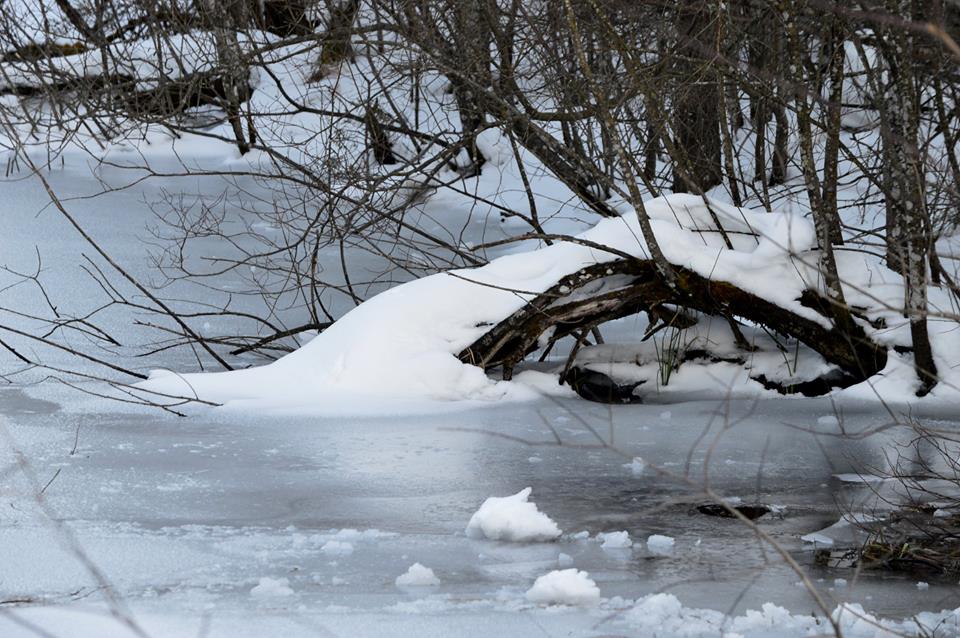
[1, 70, 253, 117]
[458, 257, 888, 386]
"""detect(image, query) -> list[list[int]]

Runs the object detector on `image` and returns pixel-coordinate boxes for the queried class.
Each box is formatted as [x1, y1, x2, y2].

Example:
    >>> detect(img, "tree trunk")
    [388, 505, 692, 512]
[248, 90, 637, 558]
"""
[671, 0, 722, 193]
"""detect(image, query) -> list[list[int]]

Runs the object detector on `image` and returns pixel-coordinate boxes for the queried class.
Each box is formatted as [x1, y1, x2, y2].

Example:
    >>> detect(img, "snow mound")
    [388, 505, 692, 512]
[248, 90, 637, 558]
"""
[525, 569, 600, 606]
[465, 487, 562, 542]
[250, 577, 294, 598]
[599, 531, 632, 549]
[395, 563, 440, 587]
[134, 194, 843, 414]
[620, 593, 960, 637]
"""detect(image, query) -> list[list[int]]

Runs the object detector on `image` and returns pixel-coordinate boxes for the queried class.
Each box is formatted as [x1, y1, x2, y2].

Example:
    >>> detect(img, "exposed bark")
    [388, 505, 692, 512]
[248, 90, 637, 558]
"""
[671, 0, 722, 193]
[316, 0, 360, 72]
[459, 258, 888, 387]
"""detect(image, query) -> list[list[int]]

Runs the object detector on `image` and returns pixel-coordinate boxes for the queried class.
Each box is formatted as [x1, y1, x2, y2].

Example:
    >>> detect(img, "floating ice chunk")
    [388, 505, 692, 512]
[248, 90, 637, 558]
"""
[570, 531, 591, 541]
[557, 552, 574, 567]
[623, 457, 646, 476]
[599, 531, 632, 549]
[465, 487, 562, 542]
[250, 577, 294, 598]
[917, 581, 929, 590]
[528, 456, 542, 463]
[834, 578, 847, 588]
[395, 563, 440, 587]
[525, 569, 600, 606]
[646, 534, 675, 555]
[321, 540, 354, 556]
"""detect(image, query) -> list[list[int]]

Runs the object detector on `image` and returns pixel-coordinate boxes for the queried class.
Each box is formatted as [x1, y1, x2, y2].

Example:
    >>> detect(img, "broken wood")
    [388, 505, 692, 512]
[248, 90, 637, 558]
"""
[458, 257, 888, 392]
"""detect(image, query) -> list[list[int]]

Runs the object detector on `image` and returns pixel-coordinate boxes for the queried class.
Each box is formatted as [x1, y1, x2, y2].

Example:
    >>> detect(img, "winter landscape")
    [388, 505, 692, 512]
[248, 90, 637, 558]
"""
[1, 0, 959, 636]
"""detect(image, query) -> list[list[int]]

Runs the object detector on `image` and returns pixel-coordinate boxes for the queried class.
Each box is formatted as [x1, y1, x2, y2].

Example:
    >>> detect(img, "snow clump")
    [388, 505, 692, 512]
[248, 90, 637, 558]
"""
[320, 540, 354, 556]
[599, 531, 632, 549]
[647, 534, 675, 554]
[395, 563, 441, 587]
[250, 577, 294, 598]
[525, 569, 600, 606]
[465, 487, 562, 542]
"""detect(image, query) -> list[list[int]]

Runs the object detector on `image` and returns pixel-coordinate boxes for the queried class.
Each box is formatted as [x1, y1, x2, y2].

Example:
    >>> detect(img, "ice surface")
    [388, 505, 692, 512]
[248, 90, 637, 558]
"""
[465, 488, 563, 543]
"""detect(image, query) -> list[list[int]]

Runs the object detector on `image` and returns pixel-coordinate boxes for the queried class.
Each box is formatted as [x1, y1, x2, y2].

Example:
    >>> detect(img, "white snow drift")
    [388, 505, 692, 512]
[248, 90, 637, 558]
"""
[465, 487, 562, 542]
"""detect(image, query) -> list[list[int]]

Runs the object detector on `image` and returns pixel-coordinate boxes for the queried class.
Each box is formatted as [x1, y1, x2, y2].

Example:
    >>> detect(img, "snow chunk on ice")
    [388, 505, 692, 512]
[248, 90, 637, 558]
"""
[250, 577, 294, 598]
[321, 540, 354, 556]
[817, 415, 840, 426]
[623, 457, 646, 476]
[395, 563, 440, 587]
[646, 534, 675, 554]
[599, 531, 632, 549]
[525, 569, 600, 606]
[465, 487, 562, 542]
[557, 552, 574, 567]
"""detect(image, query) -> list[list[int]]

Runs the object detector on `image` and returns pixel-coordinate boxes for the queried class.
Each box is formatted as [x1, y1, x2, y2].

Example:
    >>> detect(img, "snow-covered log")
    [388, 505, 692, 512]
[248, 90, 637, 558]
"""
[136, 194, 932, 412]
[458, 258, 887, 385]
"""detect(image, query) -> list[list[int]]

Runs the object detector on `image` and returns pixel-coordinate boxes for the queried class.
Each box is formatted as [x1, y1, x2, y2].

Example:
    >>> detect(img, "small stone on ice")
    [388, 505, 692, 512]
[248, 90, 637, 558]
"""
[395, 563, 440, 587]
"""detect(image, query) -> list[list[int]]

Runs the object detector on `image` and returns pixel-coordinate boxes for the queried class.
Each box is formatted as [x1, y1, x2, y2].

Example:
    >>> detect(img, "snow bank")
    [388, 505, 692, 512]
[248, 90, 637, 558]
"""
[134, 195, 830, 414]
[395, 563, 440, 587]
[465, 487, 562, 542]
[135, 192, 960, 412]
[525, 569, 600, 606]
[620, 593, 960, 637]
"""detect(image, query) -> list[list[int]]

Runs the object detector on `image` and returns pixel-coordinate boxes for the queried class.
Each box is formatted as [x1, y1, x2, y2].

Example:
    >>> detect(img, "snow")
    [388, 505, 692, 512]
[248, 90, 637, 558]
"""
[598, 531, 633, 549]
[250, 577, 294, 598]
[623, 456, 647, 476]
[525, 569, 600, 606]
[465, 488, 562, 543]
[395, 563, 440, 587]
[646, 534, 675, 555]
[133, 192, 911, 414]
[320, 540, 354, 556]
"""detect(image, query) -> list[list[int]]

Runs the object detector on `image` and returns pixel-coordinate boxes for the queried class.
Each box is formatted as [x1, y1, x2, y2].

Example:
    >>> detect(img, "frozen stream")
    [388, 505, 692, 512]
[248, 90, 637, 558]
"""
[1, 166, 959, 636]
